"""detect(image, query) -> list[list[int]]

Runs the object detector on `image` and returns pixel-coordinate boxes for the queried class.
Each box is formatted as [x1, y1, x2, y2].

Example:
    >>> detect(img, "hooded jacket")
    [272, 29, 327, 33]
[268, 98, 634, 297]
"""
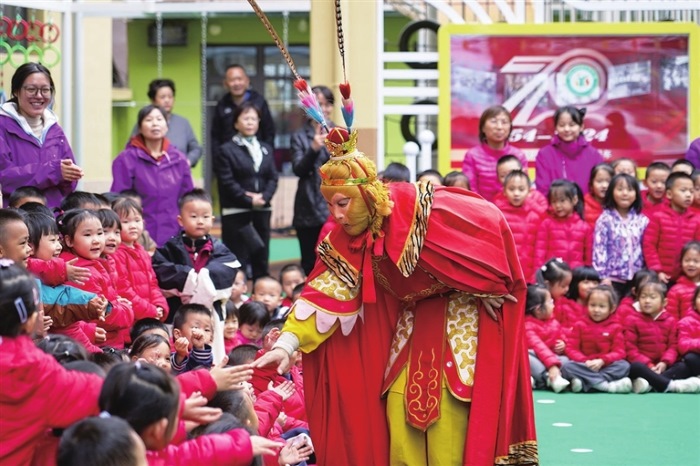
[0, 102, 77, 208]
[111, 136, 194, 246]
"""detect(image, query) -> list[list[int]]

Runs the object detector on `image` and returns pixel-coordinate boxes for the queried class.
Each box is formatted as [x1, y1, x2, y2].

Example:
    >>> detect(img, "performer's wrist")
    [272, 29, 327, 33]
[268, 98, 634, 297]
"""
[272, 332, 299, 357]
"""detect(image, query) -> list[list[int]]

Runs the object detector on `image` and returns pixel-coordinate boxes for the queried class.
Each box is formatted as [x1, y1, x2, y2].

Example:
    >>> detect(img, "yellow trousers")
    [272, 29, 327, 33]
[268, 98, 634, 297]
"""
[386, 369, 470, 466]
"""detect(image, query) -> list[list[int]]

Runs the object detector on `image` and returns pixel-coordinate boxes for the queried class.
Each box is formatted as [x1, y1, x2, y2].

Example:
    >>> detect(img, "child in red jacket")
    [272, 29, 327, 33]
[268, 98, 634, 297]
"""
[677, 287, 700, 377]
[642, 172, 700, 283]
[57, 416, 148, 466]
[562, 285, 632, 393]
[583, 163, 613, 229]
[0, 262, 103, 466]
[535, 180, 593, 271]
[616, 269, 658, 323]
[58, 209, 134, 349]
[99, 361, 281, 465]
[525, 284, 570, 392]
[494, 155, 548, 216]
[641, 162, 671, 215]
[625, 281, 700, 393]
[494, 170, 541, 281]
[556, 266, 600, 335]
[112, 197, 169, 322]
[666, 241, 700, 319]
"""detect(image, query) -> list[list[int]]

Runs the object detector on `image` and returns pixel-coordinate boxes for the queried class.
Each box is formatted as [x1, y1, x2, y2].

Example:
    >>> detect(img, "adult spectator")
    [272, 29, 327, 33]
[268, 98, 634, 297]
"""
[686, 137, 700, 168]
[111, 104, 193, 246]
[211, 64, 275, 155]
[290, 85, 334, 275]
[215, 101, 278, 280]
[0, 62, 82, 208]
[131, 79, 202, 167]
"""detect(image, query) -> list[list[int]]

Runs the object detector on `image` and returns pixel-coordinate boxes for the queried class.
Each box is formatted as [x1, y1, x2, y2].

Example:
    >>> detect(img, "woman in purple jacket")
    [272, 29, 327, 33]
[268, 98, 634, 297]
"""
[111, 105, 193, 246]
[535, 106, 604, 196]
[0, 63, 83, 208]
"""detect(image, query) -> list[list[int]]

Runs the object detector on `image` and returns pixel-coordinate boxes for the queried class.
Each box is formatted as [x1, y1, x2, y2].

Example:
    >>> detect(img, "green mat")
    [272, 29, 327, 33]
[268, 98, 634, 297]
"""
[269, 237, 301, 263]
[534, 391, 700, 465]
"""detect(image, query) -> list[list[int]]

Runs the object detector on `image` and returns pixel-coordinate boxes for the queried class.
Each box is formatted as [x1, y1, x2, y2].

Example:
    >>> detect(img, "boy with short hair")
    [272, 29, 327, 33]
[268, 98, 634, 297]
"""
[279, 264, 306, 308]
[8, 186, 47, 208]
[642, 172, 700, 283]
[642, 162, 671, 215]
[493, 155, 547, 215]
[152, 188, 240, 363]
[170, 303, 214, 374]
[251, 276, 286, 319]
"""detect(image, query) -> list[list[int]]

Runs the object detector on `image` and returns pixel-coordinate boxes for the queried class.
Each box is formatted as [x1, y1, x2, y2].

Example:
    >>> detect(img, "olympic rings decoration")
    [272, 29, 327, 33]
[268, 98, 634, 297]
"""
[0, 17, 59, 43]
[0, 15, 62, 68]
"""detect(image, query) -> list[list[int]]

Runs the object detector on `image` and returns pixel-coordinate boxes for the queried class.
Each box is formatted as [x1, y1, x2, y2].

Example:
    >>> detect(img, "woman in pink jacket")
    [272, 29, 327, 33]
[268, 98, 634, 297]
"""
[0, 262, 103, 466]
[461, 105, 527, 202]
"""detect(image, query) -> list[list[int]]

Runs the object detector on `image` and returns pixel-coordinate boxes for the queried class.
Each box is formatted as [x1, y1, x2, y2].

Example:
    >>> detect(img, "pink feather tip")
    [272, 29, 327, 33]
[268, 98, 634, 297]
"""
[339, 82, 351, 99]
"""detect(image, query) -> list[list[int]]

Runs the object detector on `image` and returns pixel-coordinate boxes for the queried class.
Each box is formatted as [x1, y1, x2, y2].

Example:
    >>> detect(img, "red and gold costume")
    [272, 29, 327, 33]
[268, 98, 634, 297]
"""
[282, 166, 538, 465]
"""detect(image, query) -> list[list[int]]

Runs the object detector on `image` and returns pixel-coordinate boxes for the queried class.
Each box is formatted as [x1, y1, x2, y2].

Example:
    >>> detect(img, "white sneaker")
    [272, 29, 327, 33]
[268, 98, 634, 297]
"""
[667, 377, 700, 393]
[547, 375, 571, 393]
[606, 377, 632, 394]
[633, 378, 651, 394]
[570, 378, 583, 393]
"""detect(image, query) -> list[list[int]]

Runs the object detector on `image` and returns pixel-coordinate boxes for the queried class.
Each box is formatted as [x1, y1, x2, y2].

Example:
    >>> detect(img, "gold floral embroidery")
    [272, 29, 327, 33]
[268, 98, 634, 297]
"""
[406, 348, 440, 426]
[446, 294, 479, 386]
[385, 309, 414, 379]
[308, 270, 359, 301]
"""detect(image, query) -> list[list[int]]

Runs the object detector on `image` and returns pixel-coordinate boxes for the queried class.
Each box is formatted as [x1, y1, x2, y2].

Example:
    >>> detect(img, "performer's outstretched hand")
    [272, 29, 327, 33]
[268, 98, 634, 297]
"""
[481, 294, 517, 321]
[252, 347, 291, 375]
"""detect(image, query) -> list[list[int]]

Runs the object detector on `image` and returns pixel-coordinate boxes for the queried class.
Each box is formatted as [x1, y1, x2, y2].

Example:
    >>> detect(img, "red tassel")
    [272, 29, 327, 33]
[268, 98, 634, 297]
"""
[294, 79, 308, 92]
[339, 82, 351, 99]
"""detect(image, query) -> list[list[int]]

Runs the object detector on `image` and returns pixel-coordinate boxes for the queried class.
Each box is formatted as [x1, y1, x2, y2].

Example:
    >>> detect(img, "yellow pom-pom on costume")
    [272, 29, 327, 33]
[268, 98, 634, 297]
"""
[319, 128, 393, 237]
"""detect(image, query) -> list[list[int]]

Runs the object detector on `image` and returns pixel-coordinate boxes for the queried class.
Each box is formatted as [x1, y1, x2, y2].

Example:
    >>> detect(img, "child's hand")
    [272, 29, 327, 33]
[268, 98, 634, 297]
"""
[269, 379, 295, 401]
[275, 411, 287, 428]
[263, 327, 281, 351]
[651, 362, 667, 374]
[554, 339, 566, 354]
[658, 272, 670, 284]
[65, 258, 91, 285]
[174, 337, 190, 358]
[155, 306, 164, 320]
[278, 439, 313, 465]
[182, 391, 222, 426]
[249, 436, 283, 458]
[585, 358, 604, 372]
[547, 366, 561, 382]
[95, 327, 107, 343]
[209, 356, 253, 390]
[117, 297, 132, 308]
[89, 296, 108, 321]
[190, 328, 206, 350]
[42, 314, 53, 334]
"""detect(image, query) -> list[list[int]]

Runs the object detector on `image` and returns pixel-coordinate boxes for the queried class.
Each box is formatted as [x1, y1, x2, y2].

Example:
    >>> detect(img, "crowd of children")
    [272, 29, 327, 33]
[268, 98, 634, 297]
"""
[0, 186, 315, 466]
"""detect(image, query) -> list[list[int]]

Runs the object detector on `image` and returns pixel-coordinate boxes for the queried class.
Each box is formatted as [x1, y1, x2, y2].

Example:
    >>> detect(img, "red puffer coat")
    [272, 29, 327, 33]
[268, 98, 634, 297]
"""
[493, 197, 541, 282]
[60, 251, 134, 348]
[583, 193, 604, 229]
[525, 315, 566, 369]
[624, 311, 678, 366]
[553, 297, 587, 336]
[666, 275, 698, 320]
[565, 315, 626, 365]
[642, 204, 700, 279]
[112, 242, 169, 321]
[535, 214, 592, 271]
[146, 430, 253, 466]
[677, 310, 700, 356]
[0, 336, 102, 466]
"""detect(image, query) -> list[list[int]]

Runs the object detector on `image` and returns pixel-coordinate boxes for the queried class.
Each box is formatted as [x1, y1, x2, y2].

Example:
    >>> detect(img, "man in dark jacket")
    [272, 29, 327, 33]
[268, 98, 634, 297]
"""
[211, 64, 275, 155]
